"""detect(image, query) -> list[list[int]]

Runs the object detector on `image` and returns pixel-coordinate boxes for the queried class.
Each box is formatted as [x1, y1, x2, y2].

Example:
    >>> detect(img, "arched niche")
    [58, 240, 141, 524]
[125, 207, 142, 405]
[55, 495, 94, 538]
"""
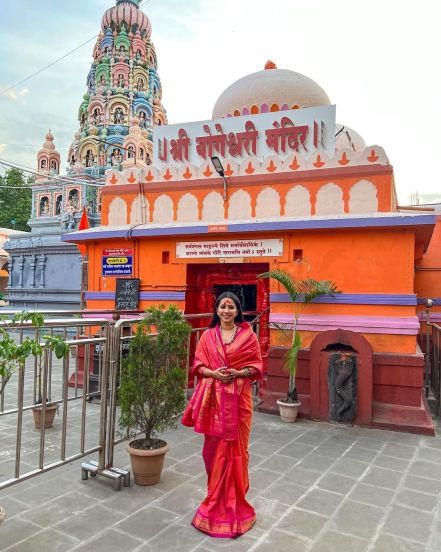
[228, 189, 251, 220]
[315, 183, 344, 216]
[130, 195, 149, 224]
[108, 197, 128, 225]
[202, 191, 224, 222]
[284, 185, 311, 217]
[255, 187, 280, 218]
[177, 193, 198, 223]
[349, 180, 379, 213]
[39, 196, 50, 216]
[309, 329, 373, 425]
[55, 194, 63, 215]
[68, 188, 80, 209]
[153, 194, 173, 223]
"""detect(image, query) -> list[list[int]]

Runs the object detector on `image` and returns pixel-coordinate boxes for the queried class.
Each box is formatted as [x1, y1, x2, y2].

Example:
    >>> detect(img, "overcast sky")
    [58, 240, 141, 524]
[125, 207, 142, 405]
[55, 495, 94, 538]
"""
[1, 0, 440, 203]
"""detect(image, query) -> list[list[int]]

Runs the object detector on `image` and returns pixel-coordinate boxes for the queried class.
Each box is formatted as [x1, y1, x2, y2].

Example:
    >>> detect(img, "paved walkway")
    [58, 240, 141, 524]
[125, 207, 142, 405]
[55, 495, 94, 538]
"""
[1, 412, 441, 552]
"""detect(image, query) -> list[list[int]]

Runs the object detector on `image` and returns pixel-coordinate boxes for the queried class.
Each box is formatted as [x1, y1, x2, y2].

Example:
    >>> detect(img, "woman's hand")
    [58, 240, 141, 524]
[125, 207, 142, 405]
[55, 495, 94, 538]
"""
[226, 368, 242, 379]
[214, 367, 235, 383]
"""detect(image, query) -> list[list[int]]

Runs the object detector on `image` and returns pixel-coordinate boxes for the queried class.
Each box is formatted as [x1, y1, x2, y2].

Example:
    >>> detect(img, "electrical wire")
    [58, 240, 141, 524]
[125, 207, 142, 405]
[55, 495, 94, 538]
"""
[0, 0, 151, 96]
[0, 0, 153, 188]
[0, 159, 106, 188]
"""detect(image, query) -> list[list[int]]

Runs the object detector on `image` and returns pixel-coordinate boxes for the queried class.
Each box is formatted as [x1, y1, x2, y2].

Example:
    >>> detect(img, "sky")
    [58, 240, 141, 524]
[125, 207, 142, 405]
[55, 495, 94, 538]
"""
[0, 0, 440, 204]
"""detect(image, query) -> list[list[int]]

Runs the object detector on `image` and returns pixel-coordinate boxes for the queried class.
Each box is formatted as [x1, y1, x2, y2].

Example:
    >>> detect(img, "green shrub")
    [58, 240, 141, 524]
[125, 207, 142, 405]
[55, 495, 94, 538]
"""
[118, 305, 191, 449]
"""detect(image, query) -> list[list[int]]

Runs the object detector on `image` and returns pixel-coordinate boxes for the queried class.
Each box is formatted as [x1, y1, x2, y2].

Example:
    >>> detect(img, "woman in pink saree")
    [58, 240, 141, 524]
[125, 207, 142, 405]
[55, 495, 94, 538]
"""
[182, 292, 263, 538]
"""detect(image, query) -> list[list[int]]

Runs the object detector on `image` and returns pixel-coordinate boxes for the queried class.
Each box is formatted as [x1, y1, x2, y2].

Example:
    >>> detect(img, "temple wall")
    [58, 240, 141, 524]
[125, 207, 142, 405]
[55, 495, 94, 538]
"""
[85, 226, 417, 355]
[100, 169, 392, 226]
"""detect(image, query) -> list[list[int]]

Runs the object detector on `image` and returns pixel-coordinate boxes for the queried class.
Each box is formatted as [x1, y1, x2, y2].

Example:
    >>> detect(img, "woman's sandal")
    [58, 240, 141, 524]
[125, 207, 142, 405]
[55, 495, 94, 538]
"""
[0, 506, 5, 523]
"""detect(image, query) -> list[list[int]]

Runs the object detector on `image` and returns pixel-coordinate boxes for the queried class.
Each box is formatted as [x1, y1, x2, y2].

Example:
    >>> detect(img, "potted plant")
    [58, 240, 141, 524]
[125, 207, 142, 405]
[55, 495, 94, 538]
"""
[258, 269, 340, 422]
[118, 305, 191, 485]
[32, 334, 70, 429]
[0, 311, 69, 429]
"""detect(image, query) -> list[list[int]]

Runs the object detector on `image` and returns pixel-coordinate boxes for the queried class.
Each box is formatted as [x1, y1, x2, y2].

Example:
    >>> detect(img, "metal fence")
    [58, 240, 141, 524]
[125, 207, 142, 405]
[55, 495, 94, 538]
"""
[0, 317, 111, 490]
[0, 311, 262, 492]
[429, 323, 441, 416]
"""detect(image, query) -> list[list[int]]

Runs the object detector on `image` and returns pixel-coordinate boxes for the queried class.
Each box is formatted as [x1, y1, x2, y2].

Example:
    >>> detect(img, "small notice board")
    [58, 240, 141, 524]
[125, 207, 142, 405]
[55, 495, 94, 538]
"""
[115, 278, 140, 311]
[102, 248, 133, 277]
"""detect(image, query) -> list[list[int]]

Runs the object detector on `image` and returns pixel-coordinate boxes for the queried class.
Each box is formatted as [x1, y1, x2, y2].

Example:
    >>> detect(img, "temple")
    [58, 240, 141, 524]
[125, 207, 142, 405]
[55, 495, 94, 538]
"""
[5, 0, 166, 308]
[65, 60, 437, 434]
[67, 0, 166, 176]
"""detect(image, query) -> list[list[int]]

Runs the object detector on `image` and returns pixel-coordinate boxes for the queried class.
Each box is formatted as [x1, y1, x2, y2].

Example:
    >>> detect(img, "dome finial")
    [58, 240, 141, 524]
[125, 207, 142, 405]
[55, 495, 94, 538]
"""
[265, 60, 277, 70]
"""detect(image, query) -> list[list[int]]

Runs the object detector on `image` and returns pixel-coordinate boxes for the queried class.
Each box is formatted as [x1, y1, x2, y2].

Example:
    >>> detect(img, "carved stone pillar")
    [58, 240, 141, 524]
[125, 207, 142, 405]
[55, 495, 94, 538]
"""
[17, 256, 24, 288]
[7, 257, 14, 288]
[38, 254, 47, 288]
[29, 255, 37, 288]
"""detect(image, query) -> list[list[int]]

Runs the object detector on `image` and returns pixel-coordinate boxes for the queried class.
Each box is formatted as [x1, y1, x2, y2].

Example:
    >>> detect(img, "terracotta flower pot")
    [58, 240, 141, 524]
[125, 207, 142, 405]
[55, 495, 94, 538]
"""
[277, 399, 301, 423]
[32, 404, 58, 429]
[127, 440, 170, 485]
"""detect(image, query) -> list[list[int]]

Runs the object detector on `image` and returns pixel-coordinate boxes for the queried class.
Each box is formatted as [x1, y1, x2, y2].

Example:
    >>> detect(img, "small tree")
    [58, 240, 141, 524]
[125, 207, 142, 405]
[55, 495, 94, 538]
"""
[0, 168, 33, 231]
[258, 269, 340, 403]
[118, 305, 191, 449]
[0, 312, 69, 398]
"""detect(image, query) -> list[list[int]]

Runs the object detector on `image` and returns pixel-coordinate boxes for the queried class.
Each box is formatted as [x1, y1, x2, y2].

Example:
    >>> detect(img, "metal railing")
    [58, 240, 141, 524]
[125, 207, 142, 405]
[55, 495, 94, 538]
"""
[1, 311, 262, 491]
[0, 318, 111, 491]
[430, 323, 441, 416]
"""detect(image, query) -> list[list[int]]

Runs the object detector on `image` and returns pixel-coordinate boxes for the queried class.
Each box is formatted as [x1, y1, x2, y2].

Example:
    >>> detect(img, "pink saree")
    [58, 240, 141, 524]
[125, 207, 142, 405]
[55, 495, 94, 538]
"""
[182, 322, 262, 538]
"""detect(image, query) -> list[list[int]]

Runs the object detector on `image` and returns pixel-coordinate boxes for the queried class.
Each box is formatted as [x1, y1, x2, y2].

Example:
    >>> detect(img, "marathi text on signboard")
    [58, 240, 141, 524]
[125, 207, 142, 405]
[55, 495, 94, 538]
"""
[102, 248, 133, 276]
[115, 278, 140, 311]
[176, 239, 283, 259]
[153, 105, 335, 168]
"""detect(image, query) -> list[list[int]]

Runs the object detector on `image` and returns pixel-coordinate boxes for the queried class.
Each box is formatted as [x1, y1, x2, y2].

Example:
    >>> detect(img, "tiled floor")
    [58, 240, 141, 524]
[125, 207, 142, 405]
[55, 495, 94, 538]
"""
[1, 412, 441, 551]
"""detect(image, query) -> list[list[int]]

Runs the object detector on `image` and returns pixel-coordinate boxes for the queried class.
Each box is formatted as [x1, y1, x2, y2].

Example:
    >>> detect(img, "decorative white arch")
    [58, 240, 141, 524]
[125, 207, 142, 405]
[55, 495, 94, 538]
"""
[108, 197, 128, 225]
[255, 187, 280, 218]
[228, 189, 251, 220]
[202, 191, 224, 222]
[284, 185, 311, 217]
[315, 183, 344, 216]
[130, 195, 149, 224]
[349, 179, 379, 213]
[153, 194, 173, 223]
[177, 193, 199, 222]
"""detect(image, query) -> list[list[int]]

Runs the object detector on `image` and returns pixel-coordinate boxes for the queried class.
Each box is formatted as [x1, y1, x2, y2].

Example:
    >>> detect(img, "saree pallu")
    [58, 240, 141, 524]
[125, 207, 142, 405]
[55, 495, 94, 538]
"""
[182, 323, 262, 538]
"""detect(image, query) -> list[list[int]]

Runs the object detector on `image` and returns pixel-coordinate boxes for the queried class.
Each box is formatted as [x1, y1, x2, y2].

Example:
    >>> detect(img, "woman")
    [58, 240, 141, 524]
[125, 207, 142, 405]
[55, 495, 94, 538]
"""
[182, 292, 262, 538]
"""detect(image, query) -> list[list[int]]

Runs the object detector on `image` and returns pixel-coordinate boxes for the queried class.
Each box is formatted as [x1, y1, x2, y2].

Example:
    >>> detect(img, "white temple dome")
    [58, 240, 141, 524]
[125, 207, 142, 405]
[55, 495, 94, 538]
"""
[335, 124, 366, 152]
[212, 61, 331, 119]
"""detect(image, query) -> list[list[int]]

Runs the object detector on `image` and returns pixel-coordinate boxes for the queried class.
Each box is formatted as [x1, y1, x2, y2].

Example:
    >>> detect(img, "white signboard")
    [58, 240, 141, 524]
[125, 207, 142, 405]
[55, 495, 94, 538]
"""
[154, 105, 335, 168]
[176, 239, 284, 259]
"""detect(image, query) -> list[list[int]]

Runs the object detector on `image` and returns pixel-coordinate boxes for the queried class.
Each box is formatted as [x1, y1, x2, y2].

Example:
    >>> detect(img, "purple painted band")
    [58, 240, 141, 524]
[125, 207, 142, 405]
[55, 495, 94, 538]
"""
[271, 313, 420, 335]
[63, 213, 435, 242]
[86, 291, 185, 300]
[271, 293, 417, 306]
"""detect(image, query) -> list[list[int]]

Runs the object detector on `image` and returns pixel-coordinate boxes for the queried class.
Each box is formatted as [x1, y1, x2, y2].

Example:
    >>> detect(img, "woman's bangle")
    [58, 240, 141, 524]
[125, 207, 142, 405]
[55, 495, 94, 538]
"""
[243, 367, 251, 377]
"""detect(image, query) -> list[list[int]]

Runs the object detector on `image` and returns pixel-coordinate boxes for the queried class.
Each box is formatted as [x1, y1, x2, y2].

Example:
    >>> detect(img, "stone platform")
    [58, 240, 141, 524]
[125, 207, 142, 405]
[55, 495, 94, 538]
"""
[1, 413, 441, 551]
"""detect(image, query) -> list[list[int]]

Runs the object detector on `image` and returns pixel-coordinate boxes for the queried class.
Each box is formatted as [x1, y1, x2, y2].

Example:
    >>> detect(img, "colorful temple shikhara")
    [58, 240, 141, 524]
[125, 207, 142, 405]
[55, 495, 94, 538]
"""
[65, 52, 437, 435]
[5, 0, 167, 309]
[67, 0, 167, 176]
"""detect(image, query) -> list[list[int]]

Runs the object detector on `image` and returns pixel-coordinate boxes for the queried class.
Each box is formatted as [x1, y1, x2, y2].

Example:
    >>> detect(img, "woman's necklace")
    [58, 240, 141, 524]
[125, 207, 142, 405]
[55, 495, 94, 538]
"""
[221, 325, 238, 345]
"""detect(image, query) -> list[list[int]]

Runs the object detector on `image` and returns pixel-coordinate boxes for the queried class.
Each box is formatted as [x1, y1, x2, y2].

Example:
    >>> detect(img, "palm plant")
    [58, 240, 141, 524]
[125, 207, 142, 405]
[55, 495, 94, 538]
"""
[258, 269, 340, 403]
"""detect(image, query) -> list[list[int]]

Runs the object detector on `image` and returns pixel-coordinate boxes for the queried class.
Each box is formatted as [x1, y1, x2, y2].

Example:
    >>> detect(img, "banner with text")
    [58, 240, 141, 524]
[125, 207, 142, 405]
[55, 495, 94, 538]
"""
[154, 105, 336, 168]
[176, 239, 283, 259]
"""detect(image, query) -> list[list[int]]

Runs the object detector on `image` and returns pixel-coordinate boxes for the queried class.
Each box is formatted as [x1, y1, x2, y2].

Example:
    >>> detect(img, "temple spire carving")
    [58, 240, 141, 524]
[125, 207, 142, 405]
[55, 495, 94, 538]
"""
[67, 0, 167, 176]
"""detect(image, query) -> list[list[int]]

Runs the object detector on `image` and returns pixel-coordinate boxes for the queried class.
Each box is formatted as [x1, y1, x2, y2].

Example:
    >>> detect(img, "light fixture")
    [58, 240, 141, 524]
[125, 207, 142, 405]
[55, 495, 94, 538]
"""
[210, 156, 227, 201]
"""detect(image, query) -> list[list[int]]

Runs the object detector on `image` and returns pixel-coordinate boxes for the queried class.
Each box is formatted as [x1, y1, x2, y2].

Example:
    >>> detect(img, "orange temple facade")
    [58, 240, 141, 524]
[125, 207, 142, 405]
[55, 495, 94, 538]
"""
[65, 63, 437, 434]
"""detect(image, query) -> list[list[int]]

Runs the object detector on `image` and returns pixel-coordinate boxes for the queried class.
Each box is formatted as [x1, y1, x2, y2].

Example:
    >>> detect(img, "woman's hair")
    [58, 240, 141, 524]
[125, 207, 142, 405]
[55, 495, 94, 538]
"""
[209, 291, 245, 327]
